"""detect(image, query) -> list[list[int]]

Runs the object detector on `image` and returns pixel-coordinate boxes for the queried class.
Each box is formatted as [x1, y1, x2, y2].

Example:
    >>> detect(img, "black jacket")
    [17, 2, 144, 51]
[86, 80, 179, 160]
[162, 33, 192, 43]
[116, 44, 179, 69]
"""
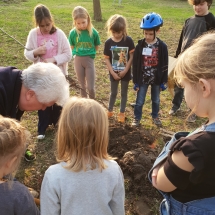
[0, 66, 24, 120]
[175, 12, 215, 58]
[132, 38, 168, 86]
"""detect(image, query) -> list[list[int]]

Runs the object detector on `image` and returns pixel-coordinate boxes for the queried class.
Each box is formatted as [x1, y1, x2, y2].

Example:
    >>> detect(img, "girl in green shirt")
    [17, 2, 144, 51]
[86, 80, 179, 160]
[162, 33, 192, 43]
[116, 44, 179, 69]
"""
[68, 6, 101, 99]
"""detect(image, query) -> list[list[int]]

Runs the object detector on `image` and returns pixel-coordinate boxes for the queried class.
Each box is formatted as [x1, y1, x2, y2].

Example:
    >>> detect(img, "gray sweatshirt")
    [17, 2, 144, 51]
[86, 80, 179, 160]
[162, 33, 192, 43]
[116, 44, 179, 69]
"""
[41, 160, 125, 215]
[0, 181, 40, 215]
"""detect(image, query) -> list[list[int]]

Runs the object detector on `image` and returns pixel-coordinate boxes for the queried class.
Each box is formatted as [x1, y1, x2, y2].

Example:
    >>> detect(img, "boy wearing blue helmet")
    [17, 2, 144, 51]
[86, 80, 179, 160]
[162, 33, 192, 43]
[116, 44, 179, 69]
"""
[132, 12, 168, 126]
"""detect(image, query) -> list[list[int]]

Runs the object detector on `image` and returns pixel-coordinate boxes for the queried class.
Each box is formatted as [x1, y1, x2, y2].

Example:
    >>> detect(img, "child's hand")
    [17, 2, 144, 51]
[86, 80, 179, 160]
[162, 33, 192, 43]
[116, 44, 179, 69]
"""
[44, 57, 57, 64]
[34, 45, 47, 57]
[37, 45, 47, 55]
[133, 83, 139, 91]
[118, 71, 126, 78]
[160, 83, 167, 91]
[112, 72, 121, 81]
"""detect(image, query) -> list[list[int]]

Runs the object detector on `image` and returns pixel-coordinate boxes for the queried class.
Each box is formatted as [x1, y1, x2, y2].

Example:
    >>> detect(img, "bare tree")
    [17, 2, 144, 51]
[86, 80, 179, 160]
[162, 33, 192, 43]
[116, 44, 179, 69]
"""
[93, 0, 102, 21]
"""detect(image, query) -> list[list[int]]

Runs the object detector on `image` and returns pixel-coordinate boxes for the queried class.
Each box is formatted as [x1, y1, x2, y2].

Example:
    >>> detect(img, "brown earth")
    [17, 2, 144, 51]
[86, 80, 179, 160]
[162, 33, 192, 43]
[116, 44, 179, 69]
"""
[108, 122, 165, 215]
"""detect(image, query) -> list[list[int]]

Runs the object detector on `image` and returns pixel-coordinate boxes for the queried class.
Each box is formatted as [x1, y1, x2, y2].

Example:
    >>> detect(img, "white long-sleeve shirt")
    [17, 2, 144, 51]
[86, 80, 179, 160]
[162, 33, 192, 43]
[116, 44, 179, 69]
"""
[24, 28, 72, 75]
[41, 160, 125, 215]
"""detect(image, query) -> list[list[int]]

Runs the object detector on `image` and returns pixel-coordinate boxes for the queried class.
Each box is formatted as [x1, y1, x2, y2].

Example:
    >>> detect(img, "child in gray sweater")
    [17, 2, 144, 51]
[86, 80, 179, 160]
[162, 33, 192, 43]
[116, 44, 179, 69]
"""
[41, 97, 125, 215]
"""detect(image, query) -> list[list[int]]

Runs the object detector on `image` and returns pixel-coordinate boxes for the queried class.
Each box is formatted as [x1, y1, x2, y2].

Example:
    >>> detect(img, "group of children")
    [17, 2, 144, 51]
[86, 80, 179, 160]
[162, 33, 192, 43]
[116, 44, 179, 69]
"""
[23, 0, 215, 136]
[23, 2, 169, 139]
[1, 0, 215, 214]
[103, 12, 168, 126]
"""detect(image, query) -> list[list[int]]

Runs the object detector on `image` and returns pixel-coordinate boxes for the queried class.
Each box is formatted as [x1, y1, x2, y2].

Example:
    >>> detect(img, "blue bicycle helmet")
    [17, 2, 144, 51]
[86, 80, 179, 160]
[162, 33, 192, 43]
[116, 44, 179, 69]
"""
[140, 12, 163, 29]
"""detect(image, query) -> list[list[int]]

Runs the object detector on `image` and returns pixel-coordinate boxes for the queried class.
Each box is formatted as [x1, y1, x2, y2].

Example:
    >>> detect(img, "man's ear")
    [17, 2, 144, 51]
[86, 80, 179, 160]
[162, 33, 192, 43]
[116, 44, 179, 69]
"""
[199, 78, 211, 98]
[25, 90, 35, 101]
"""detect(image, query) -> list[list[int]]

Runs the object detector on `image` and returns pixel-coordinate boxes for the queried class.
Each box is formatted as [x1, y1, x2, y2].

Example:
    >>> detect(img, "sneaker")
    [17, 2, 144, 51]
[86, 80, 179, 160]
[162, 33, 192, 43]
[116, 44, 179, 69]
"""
[152, 117, 162, 126]
[24, 149, 36, 162]
[107, 111, 114, 118]
[186, 113, 196, 123]
[130, 103, 136, 108]
[37, 134, 45, 140]
[131, 119, 140, 126]
[169, 108, 180, 115]
[117, 112, 125, 123]
[28, 187, 39, 198]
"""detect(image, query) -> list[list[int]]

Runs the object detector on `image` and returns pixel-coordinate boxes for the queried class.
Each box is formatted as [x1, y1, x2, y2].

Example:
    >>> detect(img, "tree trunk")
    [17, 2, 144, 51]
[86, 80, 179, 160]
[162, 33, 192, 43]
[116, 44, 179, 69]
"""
[93, 0, 102, 21]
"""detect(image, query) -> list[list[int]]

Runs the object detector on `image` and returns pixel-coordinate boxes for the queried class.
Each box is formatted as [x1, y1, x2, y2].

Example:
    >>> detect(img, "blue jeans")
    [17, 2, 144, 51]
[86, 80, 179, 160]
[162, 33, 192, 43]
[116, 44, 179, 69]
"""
[168, 195, 215, 215]
[134, 83, 160, 119]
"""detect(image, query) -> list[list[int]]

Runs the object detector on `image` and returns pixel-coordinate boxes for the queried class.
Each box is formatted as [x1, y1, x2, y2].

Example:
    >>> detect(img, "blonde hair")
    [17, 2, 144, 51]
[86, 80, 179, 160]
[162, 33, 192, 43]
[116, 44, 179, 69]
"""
[56, 97, 113, 172]
[174, 32, 215, 85]
[72, 6, 93, 36]
[106, 14, 128, 40]
[0, 116, 29, 180]
[174, 32, 215, 118]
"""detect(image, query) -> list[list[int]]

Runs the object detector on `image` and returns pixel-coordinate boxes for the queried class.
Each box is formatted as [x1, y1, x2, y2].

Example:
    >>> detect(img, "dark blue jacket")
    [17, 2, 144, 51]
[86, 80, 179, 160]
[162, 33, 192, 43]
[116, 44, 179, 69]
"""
[0, 66, 24, 120]
[132, 38, 168, 86]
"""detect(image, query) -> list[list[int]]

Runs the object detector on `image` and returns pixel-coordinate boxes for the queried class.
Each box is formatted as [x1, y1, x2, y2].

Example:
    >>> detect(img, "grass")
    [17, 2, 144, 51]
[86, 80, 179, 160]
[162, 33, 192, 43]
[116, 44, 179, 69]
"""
[0, 0, 213, 214]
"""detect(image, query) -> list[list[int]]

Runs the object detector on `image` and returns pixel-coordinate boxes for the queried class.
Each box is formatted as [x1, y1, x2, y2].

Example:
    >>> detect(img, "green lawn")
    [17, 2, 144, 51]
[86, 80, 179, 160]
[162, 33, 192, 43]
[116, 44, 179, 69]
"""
[0, 0, 213, 214]
[1, 0, 207, 130]
[0, 0, 199, 68]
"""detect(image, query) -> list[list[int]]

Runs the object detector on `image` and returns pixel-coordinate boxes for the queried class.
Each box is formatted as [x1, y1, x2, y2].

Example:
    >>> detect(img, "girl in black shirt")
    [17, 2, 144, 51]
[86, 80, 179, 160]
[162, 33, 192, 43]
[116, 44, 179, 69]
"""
[151, 32, 215, 214]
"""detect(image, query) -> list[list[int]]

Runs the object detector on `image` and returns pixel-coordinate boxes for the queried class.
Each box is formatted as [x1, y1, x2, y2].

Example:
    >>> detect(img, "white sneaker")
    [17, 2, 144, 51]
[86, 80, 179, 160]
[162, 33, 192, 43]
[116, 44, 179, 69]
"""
[186, 113, 196, 123]
[169, 108, 180, 115]
[28, 187, 39, 198]
[37, 134, 45, 140]
[131, 119, 140, 126]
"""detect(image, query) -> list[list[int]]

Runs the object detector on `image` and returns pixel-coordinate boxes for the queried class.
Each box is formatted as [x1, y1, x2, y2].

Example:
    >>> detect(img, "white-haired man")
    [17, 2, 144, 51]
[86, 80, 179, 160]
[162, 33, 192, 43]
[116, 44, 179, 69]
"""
[0, 62, 70, 160]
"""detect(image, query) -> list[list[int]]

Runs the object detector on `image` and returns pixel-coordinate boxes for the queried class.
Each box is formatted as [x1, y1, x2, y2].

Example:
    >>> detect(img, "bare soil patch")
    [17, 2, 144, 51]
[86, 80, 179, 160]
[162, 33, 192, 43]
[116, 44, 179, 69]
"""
[108, 122, 164, 214]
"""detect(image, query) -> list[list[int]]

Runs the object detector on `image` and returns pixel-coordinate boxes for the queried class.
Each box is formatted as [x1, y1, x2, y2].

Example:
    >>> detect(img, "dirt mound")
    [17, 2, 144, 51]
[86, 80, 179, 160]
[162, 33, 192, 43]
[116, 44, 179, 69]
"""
[108, 123, 163, 214]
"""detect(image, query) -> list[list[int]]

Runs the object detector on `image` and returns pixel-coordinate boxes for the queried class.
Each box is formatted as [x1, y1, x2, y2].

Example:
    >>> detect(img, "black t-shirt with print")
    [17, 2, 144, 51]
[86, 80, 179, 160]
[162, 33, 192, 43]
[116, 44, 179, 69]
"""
[104, 36, 135, 81]
[142, 40, 159, 84]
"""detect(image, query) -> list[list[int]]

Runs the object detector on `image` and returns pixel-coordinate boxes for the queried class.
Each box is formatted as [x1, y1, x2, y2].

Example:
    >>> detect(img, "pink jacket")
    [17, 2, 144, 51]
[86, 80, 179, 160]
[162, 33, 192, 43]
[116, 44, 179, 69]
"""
[24, 28, 72, 75]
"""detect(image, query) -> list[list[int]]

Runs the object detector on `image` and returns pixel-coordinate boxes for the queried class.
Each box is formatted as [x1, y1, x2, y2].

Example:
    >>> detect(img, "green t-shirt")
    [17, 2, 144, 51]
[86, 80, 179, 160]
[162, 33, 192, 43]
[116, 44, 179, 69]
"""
[68, 28, 100, 59]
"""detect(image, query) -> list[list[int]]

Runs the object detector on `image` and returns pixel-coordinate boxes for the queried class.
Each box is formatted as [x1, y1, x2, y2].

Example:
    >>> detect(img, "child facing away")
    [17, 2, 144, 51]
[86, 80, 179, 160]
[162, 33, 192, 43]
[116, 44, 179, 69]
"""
[40, 97, 125, 215]
[131, 12, 168, 127]
[104, 14, 135, 123]
[149, 33, 215, 215]
[0, 116, 40, 215]
[169, 0, 215, 123]
[68, 6, 101, 99]
[24, 4, 72, 140]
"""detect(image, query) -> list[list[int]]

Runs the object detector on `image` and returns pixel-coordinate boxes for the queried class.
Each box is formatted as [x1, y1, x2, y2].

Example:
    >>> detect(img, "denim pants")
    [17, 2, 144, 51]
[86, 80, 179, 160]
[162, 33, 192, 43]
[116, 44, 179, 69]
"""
[169, 195, 215, 215]
[172, 84, 184, 110]
[108, 80, 129, 113]
[148, 123, 215, 215]
[134, 83, 160, 120]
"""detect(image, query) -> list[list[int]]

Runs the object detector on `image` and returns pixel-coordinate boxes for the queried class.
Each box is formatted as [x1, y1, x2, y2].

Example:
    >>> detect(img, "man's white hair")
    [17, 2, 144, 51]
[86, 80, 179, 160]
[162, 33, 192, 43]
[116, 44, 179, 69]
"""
[21, 62, 69, 106]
